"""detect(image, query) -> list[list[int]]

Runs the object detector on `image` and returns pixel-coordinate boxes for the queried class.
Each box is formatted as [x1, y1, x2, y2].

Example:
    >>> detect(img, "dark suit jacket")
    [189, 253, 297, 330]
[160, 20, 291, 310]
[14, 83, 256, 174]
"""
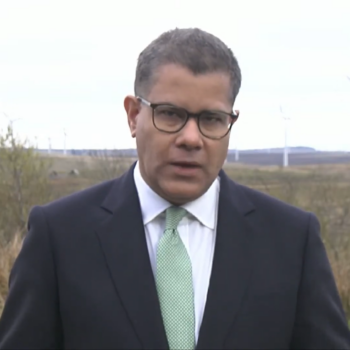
[1, 164, 350, 349]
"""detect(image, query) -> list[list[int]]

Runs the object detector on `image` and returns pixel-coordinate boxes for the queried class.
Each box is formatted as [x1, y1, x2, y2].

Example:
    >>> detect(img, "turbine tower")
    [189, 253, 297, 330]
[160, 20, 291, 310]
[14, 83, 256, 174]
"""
[234, 120, 239, 162]
[63, 128, 67, 155]
[280, 105, 290, 168]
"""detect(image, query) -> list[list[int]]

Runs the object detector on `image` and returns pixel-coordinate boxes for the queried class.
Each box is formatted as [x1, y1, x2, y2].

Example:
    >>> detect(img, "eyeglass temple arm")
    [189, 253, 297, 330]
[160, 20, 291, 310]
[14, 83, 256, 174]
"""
[138, 95, 239, 119]
[136, 96, 151, 107]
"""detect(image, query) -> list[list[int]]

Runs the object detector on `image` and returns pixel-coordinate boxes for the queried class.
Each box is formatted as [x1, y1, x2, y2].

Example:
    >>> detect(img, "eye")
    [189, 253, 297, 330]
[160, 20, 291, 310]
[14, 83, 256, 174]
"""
[155, 106, 185, 119]
[201, 113, 227, 124]
[162, 109, 177, 117]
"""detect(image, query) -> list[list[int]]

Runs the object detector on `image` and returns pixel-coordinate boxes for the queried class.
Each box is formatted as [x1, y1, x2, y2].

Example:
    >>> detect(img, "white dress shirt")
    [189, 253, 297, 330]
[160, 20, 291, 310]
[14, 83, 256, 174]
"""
[133, 161, 220, 342]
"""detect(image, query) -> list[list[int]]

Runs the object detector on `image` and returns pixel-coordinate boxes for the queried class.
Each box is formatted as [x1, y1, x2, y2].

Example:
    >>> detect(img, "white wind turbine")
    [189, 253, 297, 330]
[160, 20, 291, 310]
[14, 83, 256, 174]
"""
[280, 105, 291, 168]
[63, 128, 67, 155]
[235, 126, 239, 162]
[2, 111, 21, 129]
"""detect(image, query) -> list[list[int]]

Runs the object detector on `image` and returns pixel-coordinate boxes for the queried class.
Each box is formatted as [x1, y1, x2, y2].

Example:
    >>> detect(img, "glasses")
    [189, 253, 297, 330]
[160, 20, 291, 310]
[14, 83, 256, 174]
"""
[137, 96, 239, 140]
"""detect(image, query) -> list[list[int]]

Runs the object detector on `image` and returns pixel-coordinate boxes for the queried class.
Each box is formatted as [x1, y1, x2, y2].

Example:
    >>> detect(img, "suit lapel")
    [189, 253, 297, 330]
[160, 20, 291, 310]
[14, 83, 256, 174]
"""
[95, 165, 169, 350]
[94, 165, 256, 350]
[196, 170, 256, 350]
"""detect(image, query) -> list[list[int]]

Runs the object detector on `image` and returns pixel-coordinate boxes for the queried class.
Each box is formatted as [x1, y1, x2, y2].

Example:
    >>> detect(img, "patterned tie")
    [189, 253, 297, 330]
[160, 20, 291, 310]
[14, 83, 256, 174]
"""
[156, 206, 196, 350]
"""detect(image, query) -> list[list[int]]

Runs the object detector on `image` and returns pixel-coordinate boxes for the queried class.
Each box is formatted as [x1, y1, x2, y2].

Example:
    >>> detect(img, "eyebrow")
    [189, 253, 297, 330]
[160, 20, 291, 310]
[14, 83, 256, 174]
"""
[152, 101, 232, 115]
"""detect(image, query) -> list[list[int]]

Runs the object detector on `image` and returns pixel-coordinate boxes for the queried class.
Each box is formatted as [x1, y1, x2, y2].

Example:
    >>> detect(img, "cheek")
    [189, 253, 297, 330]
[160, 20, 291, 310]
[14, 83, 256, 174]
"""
[136, 115, 152, 145]
[207, 140, 229, 165]
[136, 122, 166, 161]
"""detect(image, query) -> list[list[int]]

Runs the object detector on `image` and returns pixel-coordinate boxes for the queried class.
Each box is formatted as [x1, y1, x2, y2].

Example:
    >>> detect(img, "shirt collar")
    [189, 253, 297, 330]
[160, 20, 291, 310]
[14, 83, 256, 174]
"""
[133, 161, 220, 229]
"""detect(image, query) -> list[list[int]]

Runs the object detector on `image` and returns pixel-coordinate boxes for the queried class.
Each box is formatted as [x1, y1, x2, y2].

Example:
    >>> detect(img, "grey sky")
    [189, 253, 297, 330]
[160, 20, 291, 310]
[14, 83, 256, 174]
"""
[0, 0, 349, 151]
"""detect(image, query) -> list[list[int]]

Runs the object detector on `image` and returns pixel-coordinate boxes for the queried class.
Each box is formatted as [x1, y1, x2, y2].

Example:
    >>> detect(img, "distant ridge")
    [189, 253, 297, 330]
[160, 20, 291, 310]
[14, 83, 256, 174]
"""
[35, 147, 350, 166]
[228, 146, 316, 154]
[37, 146, 316, 157]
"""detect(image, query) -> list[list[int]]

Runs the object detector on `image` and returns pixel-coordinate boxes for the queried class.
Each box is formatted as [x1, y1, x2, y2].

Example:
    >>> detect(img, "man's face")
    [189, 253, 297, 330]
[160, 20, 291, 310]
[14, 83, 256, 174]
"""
[124, 64, 236, 205]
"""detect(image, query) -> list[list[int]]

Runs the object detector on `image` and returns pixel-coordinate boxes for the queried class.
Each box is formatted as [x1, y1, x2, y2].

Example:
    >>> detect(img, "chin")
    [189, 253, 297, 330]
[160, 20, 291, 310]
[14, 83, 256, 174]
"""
[160, 181, 207, 205]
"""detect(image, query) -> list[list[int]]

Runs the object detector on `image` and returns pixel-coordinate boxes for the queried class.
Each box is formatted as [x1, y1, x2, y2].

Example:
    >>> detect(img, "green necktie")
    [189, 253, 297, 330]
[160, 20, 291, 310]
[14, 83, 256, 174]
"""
[156, 206, 196, 350]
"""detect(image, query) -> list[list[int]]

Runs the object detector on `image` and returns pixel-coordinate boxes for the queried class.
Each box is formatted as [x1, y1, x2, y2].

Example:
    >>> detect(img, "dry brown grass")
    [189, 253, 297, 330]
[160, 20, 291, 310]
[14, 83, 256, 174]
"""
[1, 155, 350, 322]
[0, 232, 23, 316]
[329, 250, 350, 319]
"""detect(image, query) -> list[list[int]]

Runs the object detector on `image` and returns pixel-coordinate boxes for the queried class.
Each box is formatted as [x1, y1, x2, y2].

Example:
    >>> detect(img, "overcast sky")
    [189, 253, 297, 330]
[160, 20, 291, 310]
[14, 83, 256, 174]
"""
[0, 0, 349, 151]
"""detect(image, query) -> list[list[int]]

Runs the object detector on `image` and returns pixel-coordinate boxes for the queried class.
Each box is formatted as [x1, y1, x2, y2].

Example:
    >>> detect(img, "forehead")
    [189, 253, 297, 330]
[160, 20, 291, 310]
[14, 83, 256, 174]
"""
[147, 64, 232, 112]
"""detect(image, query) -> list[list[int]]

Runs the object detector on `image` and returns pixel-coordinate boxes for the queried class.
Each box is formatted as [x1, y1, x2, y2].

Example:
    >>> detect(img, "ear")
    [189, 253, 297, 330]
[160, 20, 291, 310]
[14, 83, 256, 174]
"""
[233, 109, 240, 123]
[124, 95, 140, 138]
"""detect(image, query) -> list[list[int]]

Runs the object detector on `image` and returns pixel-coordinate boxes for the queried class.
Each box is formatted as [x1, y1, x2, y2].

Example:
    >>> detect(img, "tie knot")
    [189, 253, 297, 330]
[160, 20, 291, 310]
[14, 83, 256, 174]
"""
[165, 206, 187, 231]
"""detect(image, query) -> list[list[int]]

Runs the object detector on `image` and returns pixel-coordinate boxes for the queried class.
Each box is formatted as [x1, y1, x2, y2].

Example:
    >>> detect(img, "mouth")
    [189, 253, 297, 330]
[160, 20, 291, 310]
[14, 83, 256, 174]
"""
[170, 162, 202, 176]
[171, 161, 201, 168]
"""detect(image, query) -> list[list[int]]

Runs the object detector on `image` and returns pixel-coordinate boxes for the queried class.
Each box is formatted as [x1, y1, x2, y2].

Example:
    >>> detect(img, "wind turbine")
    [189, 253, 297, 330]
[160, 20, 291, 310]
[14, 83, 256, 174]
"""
[280, 105, 290, 168]
[234, 112, 239, 162]
[63, 128, 67, 155]
[235, 128, 239, 162]
[2, 112, 21, 129]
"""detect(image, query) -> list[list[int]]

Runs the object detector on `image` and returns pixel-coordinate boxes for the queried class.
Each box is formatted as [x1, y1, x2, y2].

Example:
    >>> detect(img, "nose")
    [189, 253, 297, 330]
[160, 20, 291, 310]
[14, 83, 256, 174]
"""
[175, 118, 203, 149]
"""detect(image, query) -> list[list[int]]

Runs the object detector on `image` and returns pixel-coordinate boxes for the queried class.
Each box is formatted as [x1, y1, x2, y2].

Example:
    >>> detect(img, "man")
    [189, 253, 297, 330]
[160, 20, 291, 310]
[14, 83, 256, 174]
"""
[0, 28, 349, 350]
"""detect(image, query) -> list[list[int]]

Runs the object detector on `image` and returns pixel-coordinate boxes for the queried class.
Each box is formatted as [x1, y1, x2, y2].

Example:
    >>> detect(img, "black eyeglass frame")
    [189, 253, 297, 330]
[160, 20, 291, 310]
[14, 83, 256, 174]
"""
[136, 96, 239, 140]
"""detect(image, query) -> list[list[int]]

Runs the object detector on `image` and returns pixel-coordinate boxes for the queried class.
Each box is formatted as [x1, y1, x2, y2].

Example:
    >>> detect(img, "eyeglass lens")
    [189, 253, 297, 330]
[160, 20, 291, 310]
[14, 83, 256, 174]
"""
[153, 105, 232, 138]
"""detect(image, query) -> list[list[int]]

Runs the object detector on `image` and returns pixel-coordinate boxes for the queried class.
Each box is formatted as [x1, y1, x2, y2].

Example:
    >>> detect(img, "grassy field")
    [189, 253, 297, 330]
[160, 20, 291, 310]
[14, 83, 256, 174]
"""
[1, 153, 350, 324]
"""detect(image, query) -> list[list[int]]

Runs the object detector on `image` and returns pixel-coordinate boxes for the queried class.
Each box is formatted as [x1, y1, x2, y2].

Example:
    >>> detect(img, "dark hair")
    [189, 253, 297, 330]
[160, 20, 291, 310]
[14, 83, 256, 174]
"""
[134, 28, 242, 105]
